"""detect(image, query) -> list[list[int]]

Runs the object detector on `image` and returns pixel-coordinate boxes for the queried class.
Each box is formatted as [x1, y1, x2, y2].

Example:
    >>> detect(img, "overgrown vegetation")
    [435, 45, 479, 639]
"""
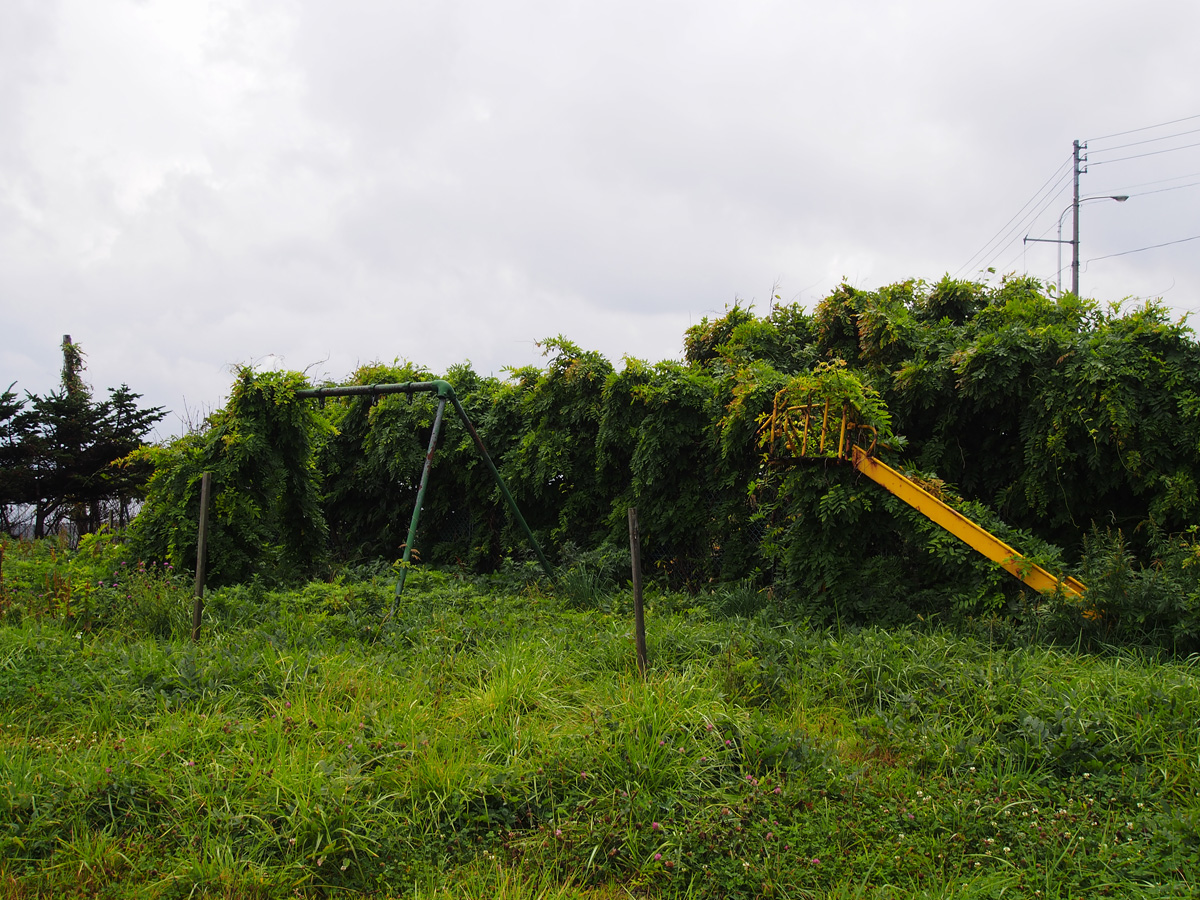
[129, 368, 330, 587]
[114, 277, 1200, 652]
[1, 531, 1198, 898]
[8, 275, 1200, 892]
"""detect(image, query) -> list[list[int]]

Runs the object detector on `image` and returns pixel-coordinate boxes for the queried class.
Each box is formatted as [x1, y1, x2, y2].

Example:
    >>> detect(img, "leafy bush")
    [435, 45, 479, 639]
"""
[119, 277, 1200, 643]
[1028, 525, 1200, 654]
[129, 368, 330, 588]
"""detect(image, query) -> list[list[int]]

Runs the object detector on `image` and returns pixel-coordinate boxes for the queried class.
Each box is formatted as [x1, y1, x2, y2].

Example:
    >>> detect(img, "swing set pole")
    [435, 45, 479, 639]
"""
[392, 395, 446, 602]
[443, 389, 554, 579]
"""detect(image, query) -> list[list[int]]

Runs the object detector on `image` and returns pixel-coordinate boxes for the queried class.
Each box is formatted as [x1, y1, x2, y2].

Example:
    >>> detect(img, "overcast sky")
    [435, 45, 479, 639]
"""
[3, 0, 1199, 436]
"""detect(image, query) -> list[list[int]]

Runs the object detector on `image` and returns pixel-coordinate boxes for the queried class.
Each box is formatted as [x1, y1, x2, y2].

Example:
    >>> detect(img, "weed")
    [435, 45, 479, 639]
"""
[1, 536, 1199, 897]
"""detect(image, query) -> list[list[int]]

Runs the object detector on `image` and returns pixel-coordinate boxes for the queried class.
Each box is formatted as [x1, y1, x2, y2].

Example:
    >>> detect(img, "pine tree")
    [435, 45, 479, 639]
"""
[0, 384, 30, 533]
[1, 337, 166, 537]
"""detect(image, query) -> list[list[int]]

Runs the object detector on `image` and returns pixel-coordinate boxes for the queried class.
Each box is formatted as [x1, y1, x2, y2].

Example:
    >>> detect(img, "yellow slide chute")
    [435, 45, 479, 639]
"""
[760, 387, 1085, 599]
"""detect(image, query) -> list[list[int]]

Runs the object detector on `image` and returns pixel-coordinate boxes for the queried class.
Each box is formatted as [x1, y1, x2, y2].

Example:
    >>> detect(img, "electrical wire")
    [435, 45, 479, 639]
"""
[1022, 217, 1073, 287]
[956, 157, 1071, 275]
[1127, 180, 1200, 198]
[995, 243, 1033, 279]
[1086, 113, 1200, 144]
[1089, 140, 1200, 167]
[975, 180, 1073, 276]
[1098, 170, 1200, 192]
[962, 117, 1200, 281]
[988, 181, 1078, 277]
[1088, 126, 1200, 155]
[1086, 234, 1200, 264]
[955, 158, 1072, 277]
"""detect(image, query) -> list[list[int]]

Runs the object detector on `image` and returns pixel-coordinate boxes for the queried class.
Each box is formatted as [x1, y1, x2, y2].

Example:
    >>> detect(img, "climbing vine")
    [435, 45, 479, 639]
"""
[130, 368, 330, 587]
[128, 277, 1200, 646]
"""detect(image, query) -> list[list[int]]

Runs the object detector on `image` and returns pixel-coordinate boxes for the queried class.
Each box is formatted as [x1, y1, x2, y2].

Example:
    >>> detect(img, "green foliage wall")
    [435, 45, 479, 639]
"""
[597, 359, 729, 585]
[316, 361, 516, 571]
[128, 277, 1200, 641]
[498, 338, 614, 549]
[870, 280, 1200, 554]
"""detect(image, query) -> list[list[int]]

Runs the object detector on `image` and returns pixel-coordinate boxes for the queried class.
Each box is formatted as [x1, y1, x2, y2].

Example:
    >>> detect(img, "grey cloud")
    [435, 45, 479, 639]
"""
[2, 0, 1199, 428]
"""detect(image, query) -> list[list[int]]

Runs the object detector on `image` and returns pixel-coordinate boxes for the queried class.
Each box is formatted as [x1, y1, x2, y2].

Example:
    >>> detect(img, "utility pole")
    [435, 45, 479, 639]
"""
[1024, 142, 1125, 294]
[1071, 139, 1085, 296]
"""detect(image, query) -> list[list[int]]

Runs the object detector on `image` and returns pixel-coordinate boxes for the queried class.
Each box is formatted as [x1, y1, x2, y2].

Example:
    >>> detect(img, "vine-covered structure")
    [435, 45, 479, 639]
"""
[129, 277, 1200, 647]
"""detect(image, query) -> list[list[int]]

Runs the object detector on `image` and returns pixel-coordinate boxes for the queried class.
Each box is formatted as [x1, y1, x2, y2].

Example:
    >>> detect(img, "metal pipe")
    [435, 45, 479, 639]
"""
[295, 381, 443, 399]
[445, 391, 555, 580]
[801, 394, 812, 456]
[192, 472, 211, 642]
[837, 403, 849, 459]
[383, 396, 446, 622]
[770, 391, 781, 449]
[1072, 139, 1082, 297]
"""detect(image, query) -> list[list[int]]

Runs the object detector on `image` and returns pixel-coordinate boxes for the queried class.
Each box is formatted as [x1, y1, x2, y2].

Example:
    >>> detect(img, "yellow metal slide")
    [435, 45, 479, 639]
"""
[761, 391, 1086, 599]
[849, 446, 1086, 599]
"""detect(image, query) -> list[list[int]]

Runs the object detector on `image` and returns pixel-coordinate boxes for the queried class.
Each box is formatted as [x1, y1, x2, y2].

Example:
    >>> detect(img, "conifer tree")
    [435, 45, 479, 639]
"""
[0, 337, 165, 537]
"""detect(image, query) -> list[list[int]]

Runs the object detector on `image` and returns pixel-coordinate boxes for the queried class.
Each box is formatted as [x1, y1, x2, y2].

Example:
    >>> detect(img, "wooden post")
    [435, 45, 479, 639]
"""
[628, 507, 647, 678]
[192, 472, 211, 643]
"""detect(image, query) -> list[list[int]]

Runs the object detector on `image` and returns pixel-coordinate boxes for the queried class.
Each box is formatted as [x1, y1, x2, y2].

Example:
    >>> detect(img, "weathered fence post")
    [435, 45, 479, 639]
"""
[628, 507, 647, 678]
[191, 472, 211, 643]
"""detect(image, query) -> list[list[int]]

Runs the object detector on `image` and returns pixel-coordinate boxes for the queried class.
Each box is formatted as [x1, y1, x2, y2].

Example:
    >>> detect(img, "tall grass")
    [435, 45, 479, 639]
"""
[1, 533, 1198, 898]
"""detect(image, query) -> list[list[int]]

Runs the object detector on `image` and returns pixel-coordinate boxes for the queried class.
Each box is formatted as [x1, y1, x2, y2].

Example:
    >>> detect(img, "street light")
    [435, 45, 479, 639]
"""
[1062, 195, 1126, 295]
[1025, 194, 1128, 295]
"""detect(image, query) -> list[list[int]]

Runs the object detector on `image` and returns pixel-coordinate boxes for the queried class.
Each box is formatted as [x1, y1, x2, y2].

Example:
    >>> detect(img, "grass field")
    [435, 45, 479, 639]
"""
[1, 534, 1198, 898]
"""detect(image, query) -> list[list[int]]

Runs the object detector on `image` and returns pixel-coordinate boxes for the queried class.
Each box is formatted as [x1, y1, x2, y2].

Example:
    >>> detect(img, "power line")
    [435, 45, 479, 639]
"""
[1128, 180, 1200, 198]
[995, 240, 1035, 279]
[956, 157, 1071, 275]
[955, 158, 1072, 277]
[1024, 216, 1078, 286]
[963, 121, 1200, 283]
[1089, 139, 1200, 167]
[1086, 234, 1200, 264]
[1086, 113, 1200, 144]
[1100, 170, 1200, 192]
[1088, 126, 1200, 155]
[979, 180, 1073, 275]
[990, 179, 1080, 277]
